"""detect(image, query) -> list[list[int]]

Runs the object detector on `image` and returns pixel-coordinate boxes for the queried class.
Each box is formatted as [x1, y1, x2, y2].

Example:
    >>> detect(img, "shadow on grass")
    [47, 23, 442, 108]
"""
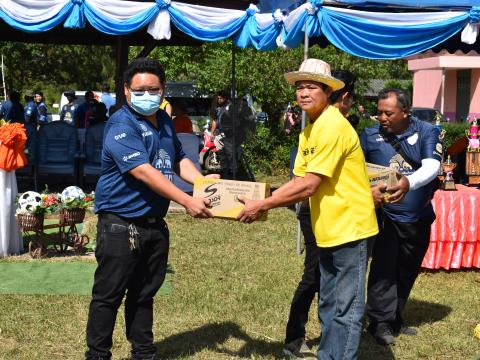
[403, 298, 452, 327]
[359, 298, 452, 360]
[154, 321, 283, 359]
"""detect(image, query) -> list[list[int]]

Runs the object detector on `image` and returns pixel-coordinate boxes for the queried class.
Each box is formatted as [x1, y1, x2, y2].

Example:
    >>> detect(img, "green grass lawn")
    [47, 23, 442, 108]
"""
[0, 208, 479, 359]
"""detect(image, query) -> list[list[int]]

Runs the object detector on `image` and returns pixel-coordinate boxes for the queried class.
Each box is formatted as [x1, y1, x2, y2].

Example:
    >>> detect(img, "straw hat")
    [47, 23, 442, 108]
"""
[284, 58, 345, 91]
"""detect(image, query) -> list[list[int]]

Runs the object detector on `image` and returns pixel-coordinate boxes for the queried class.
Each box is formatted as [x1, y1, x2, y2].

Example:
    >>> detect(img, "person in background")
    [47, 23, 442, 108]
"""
[284, 101, 302, 134]
[358, 104, 371, 120]
[85, 57, 217, 360]
[210, 90, 229, 138]
[24, 90, 38, 125]
[171, 100, 193, 133]
[60, 90, 78, 125]
[361, 88, 442, 346]
[0, 90, 24, 123]
[237, 59, 379, 360]
[100, 83, 116, 116]
[35, 91, 48, 126]
[160, 98, 172, 117]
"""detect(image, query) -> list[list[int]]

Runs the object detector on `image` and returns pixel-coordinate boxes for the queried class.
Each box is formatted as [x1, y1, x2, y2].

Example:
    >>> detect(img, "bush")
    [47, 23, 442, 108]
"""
[243, 125, 299, 175]
[442, 122, 468, 149]
[243, 120, 469, 177]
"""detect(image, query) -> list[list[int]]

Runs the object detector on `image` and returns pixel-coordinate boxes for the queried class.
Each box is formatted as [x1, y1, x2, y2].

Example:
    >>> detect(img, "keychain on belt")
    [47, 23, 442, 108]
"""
[128, 223, 139, 251]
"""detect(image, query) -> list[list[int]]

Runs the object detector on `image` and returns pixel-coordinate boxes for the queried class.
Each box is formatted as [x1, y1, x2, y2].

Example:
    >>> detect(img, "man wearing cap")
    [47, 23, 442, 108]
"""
[24, 90, 38, 125]
[60, 91, 78, 125]
[237, 59, 379, 359]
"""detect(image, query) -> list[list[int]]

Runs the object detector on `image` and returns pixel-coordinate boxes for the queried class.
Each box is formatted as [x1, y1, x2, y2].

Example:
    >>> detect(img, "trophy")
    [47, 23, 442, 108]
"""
[441, 155, 457, 191]
[466, 116, 480, 150]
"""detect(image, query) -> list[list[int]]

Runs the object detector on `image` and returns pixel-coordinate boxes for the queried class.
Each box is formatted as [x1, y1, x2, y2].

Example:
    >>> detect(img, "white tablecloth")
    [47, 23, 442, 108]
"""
[0, 169, 23, 257]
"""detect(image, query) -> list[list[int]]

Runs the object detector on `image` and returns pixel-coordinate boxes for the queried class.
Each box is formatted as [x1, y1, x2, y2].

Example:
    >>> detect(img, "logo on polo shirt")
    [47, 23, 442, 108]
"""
[123, 152, 140, 162]
[154, 149, 173, 181]
[407, 133, 418, 145]
[114, 132, 126, 140]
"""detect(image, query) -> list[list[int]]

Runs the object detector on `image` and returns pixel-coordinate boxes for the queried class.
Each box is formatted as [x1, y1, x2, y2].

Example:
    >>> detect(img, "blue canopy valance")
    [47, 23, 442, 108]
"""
[1, 0, 480, 59]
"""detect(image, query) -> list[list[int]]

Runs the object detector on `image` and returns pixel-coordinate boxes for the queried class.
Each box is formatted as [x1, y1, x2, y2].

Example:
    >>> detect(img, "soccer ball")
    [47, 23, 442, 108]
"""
[474, 323, 480, 340]
[61, 186, 85, 205]
[18, 191, 42, 214]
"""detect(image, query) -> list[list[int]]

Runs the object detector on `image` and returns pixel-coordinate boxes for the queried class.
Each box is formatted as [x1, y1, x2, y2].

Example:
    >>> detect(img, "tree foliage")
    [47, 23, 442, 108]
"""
[0, 40, 409, 120]
[133, 40, 410, 127]
[0, 42, 115, 108]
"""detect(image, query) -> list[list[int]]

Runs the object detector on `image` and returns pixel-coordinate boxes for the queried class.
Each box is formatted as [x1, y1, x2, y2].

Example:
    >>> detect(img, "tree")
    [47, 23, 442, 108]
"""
[133, 40, 409, 128]
[0, 42, 115, 108]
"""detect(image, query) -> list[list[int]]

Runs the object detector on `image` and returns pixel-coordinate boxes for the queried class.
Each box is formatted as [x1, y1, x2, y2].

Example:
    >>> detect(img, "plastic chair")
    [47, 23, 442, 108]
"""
[83, 122, 106, 186]
[16, 122, 38, 190]
[173, 133, 201, 193]
[37, 121, 78, 182]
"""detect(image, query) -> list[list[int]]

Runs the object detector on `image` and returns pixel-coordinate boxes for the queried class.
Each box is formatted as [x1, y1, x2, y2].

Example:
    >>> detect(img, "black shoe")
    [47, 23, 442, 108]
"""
[369, 323, 395, 346]
[398, 324, 417, 336]
[392, 319, 417, 336]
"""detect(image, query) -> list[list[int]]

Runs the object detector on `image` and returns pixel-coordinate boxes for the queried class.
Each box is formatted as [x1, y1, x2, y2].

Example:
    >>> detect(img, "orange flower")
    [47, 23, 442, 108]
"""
[0, 123, 27, 171]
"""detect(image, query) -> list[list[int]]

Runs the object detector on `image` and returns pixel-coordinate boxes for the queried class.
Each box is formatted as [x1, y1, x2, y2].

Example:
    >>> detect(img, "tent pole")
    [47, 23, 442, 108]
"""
[115, 36, 129, 107]
[1, 54, 6, 101]
[296, 15, 310, 256]
[441, 68, 445, 115]
[231, 41, 237, 180]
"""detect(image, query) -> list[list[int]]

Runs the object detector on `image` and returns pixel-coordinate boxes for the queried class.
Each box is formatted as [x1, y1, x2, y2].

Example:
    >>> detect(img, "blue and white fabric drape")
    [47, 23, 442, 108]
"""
[0, 0, 480, 59]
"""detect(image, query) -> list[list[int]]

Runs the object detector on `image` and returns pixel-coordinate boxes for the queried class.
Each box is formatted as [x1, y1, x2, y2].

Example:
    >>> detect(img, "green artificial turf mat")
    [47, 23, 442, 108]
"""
[0, 261, 172, 295]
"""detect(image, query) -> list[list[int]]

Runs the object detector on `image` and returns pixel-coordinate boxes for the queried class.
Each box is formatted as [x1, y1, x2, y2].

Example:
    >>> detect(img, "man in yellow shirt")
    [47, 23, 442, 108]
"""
[237, 58, 379, 360]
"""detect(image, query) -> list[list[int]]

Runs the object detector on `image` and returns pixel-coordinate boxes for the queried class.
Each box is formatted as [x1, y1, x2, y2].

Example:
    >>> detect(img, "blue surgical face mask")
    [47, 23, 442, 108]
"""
[129, 91, 161, 116]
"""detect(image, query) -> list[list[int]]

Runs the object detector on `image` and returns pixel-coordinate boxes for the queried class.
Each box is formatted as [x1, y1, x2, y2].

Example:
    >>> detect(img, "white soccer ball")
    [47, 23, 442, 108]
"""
[18, 191, 43, 214]
[61, 186, 85, 204]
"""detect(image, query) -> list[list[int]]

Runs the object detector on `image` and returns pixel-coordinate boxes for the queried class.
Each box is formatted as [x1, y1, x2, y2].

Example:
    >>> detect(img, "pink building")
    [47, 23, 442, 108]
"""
[408, 50, 480, 122]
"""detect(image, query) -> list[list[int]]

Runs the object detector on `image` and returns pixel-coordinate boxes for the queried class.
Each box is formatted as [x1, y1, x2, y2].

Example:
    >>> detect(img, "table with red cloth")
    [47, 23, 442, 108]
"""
[422, 184, 480, 269]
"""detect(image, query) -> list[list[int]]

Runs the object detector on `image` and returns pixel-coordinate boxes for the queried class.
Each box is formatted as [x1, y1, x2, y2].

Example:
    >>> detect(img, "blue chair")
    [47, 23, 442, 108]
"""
[16, 122, 38, 190]
[37, 121, 78, 181]
[83, 122, 106, 186]
[173, 133, 201, 193]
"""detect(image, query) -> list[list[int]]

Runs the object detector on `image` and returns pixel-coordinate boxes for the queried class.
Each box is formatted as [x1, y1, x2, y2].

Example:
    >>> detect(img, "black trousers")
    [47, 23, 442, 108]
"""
[285, 203, 321, 343]
[366, 213, 433, 328]
[218, 136, 237, 180]
[85, 213, 169, 360]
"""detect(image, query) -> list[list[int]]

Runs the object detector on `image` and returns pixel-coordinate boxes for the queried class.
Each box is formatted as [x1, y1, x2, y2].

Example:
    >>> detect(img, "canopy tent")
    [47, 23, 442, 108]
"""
[3, 0, 480, 181]
[0, 1, 480, 59]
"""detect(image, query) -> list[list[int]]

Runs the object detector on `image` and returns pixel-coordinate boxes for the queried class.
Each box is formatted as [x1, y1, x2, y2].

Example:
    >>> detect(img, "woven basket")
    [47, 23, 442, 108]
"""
[16, 213, 44, 231]
[60, 208, 86, 225]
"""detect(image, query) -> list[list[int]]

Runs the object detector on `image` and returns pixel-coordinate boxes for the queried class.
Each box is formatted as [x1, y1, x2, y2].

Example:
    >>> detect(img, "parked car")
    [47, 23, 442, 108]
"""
[411, 107, 446, 123]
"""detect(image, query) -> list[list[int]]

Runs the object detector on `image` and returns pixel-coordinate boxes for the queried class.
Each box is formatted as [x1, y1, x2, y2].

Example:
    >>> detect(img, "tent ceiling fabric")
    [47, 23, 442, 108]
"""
[0, 0, 480, 58]
[335, 1, 480, 9]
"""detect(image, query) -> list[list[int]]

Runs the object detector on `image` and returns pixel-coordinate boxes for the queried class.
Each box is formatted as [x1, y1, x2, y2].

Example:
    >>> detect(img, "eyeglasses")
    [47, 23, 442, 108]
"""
[129, 88, 162, 96]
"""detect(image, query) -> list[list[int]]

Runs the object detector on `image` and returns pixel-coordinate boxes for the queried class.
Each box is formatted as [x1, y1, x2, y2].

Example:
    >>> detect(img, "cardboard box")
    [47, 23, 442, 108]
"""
[193, 178, 270, 220]
[366, 162, 398, 187]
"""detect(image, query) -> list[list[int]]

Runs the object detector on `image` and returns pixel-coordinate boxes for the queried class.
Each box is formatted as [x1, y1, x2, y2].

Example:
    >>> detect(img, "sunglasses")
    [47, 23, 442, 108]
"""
[129, 88, 162, 96]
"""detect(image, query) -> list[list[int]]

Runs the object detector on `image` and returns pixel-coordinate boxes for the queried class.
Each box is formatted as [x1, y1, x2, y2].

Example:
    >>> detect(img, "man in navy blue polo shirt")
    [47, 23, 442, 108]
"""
[24, 90, 38, 125]
[361, 88, 442, 346]
[85, 58, 216, 360]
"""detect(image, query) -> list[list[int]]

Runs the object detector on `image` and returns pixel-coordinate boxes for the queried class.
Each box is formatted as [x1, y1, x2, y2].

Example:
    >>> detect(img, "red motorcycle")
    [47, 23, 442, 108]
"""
[199, 120, 223, 172]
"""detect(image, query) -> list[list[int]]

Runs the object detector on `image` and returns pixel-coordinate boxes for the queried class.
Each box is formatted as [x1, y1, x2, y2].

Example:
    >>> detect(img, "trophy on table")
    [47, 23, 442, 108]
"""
[466, 116, 480, 150]
[465, 116, 480, 185]
[441, 155, 457, 191]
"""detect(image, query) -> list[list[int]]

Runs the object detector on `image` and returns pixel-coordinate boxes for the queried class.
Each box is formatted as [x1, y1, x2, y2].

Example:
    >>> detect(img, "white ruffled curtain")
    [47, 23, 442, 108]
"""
[0, 169, 23, 257]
